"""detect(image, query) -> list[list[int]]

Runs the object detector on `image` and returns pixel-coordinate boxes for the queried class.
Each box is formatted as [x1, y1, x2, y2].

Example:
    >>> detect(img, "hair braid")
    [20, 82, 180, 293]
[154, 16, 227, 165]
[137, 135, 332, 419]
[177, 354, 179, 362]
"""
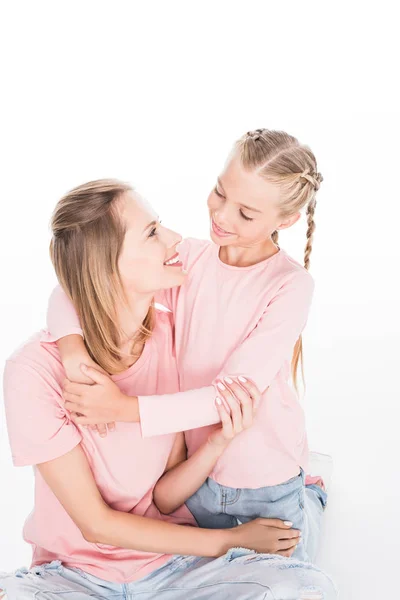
[304, 197, 317, 271]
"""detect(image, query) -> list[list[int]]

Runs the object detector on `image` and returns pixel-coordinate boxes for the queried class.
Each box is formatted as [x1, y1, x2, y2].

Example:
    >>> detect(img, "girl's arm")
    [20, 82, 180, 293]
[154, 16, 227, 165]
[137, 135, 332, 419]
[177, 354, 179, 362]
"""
[153, 381, 258, 514]
[63, 271, 313, 436]
[138, 272, 314, 436]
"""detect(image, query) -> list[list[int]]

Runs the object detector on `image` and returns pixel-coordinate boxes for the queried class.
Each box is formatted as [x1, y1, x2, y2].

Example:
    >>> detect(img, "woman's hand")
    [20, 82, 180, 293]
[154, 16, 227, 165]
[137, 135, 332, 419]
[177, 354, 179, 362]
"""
[208, 377, 261, 449]
[63, 365, 138, 432]
[226, 518, 301, 557]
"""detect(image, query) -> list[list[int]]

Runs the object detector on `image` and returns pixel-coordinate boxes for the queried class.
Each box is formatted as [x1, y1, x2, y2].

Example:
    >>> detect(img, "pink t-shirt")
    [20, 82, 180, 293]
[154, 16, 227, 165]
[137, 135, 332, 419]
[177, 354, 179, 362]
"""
[47, 239, 314, 488]
[3, 310, 196, 584]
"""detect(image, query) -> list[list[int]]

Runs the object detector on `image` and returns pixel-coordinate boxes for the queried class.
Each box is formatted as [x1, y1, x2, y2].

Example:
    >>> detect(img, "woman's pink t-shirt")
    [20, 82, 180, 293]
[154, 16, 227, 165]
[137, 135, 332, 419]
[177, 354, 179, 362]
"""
[3, 310, 196, 584]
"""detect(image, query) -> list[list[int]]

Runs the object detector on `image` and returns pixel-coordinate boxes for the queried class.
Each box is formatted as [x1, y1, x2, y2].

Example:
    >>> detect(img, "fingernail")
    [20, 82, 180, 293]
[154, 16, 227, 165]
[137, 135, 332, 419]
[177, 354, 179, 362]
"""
[238, 376, 247, 382]
[217, 382, 226, 391]
[100, 433, 107, 438]
[284, 521, 293, 526]
[224, 377, 233, 384]
[81, 364, 88, 372]
[215, 397, 222, 405]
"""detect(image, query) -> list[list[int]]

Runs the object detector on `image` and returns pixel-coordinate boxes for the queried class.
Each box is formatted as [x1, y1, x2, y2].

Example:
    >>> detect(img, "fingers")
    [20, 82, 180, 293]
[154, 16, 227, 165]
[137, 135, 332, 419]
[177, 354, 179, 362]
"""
[217, 377, 260, 428]
[215, 397, 234, 439]
[96, 423, 108, 437]
[276, 547, 296, 557]
[259, 518, 296, 530]
[216, 382, 243, 433]
[224, 377, 254, 427]
[63, 380, 91, 396]
[64, 400, 84, 415]
[236, 377, 262, 409]
[80, 364, 109, 384]
[276, 533, 300, 555]
[70, 413, 96, 426]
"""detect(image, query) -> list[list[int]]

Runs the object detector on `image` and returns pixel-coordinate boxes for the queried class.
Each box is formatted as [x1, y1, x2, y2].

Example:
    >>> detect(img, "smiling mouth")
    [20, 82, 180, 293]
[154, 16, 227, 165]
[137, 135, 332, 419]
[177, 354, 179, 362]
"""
[211, 218, 235, 237]
[163, 253, 183, 267]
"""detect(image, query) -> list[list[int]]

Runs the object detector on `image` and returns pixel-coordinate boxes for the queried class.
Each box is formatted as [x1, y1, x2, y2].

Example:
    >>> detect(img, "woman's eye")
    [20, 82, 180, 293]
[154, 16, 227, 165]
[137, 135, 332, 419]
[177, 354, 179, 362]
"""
[148, 227, 158, 238]
[214, 186, 224, 198]
[239, 210, 253, 222]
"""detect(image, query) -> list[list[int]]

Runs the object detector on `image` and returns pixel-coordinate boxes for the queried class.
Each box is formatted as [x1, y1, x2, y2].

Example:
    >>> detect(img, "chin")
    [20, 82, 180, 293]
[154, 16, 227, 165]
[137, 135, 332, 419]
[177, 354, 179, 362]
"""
[163, 271, 187, 289]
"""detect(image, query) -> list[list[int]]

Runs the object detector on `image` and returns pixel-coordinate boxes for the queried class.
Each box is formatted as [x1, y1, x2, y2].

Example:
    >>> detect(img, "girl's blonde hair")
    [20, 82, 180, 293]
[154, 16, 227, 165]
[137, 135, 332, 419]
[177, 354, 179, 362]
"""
[49, 179, 154, 374]
[235, 129, 323, 390]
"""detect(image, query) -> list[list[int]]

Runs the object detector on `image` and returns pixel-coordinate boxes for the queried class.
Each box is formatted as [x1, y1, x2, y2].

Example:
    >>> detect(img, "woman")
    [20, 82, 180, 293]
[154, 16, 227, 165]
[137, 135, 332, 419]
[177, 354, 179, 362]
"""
[1, 180, 336, 599]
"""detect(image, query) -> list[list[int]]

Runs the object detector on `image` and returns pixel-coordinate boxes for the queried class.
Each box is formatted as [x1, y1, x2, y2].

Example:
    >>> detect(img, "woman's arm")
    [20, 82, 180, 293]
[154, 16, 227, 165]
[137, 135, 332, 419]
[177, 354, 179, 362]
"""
[37, 444, 229, 557]
[153, 383, 257, 514]
[38, 444, 299, 557]
[4, 359, 300, 558]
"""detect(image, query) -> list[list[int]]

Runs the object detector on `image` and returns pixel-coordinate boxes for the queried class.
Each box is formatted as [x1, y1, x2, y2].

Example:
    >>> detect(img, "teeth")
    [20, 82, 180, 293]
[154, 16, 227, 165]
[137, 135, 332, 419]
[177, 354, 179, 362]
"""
[165, 256, 180, 266]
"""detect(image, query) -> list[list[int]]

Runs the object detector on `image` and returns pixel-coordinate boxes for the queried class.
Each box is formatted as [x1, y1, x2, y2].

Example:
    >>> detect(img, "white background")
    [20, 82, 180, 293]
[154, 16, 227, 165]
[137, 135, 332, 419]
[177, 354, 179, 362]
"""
[1, 2, 399, 599]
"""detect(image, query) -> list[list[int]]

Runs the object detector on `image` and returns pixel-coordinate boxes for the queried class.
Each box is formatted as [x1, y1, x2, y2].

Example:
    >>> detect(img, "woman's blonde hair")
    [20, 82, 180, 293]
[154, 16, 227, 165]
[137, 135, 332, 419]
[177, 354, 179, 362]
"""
[49, 179, 154, 374]
[235, 129, 323, 390]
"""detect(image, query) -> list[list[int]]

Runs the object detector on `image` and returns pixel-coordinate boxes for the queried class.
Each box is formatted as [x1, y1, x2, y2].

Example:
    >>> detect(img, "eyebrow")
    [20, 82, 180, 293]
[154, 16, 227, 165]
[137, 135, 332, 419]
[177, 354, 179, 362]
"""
[217, 178, 263, 214]
[143, 220, 157, 234]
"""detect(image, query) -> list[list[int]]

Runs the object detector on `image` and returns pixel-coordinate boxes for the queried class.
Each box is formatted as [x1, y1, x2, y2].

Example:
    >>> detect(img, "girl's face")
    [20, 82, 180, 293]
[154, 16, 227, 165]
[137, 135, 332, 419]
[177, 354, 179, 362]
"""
[117, 191, 185, 295]
[207, 153, 299, 248]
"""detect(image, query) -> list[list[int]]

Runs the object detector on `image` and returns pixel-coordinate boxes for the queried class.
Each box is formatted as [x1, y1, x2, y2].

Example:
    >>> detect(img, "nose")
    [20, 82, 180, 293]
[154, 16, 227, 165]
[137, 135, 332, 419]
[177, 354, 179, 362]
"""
[161, 225, 182, 250]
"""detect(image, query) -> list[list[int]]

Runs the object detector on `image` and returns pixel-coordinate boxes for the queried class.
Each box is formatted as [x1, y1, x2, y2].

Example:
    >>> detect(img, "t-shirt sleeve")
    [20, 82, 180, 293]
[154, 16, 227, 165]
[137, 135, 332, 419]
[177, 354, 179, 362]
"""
[139, 272, 314, 437]
[46, 285, 83, 342]
[3, 360, 82, 466]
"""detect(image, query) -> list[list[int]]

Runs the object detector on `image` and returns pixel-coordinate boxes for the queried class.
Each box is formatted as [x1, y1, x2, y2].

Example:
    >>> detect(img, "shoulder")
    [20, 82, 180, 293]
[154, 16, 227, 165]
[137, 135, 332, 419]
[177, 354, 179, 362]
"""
[273, 250, 314, 291]
[4, 331, 63, 394]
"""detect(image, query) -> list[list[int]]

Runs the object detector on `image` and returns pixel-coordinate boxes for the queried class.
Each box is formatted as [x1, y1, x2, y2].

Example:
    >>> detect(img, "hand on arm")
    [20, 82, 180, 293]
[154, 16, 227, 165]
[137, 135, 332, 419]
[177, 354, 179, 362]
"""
[63, 366, 140, 426]
[153, 378, 260, 515]
[56, 336, 121, 436]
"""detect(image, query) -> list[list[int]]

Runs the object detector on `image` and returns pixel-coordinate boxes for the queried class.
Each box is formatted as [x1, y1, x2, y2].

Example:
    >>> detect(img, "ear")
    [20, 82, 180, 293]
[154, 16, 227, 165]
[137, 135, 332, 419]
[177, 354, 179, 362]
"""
[277, 212, 301, 231]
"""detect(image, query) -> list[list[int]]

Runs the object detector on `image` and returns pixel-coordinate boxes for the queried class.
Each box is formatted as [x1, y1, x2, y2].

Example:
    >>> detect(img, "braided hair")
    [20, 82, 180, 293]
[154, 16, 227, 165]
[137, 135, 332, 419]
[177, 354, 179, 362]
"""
[236, 129, 323, 390]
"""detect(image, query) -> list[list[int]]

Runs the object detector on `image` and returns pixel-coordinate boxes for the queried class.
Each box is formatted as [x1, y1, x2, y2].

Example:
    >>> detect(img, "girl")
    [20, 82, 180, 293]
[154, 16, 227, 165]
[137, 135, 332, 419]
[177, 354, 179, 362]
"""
[47, 129, 329, 564]
[1, 180, 336, 600]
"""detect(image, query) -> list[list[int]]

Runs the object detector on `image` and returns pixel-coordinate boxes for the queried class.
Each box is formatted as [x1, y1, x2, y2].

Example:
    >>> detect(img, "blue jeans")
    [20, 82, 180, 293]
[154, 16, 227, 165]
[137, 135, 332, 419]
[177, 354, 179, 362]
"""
[186, 470, 328, 562]
[0, 551, 336, 599]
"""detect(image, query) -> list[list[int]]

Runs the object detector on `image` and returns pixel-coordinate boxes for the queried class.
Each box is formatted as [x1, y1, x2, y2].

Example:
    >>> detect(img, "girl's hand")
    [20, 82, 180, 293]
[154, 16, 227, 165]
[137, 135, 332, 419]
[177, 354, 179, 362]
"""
[208, 377, 261, 449]
[63, 365, 127, 431]
[63, 358, 116, 437]
[227, 518, 301, 557]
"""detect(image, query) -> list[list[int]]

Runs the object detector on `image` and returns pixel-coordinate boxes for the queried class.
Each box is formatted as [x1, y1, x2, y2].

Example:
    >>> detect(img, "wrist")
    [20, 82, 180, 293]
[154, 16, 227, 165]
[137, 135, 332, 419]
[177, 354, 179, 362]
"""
[209, 528, 235, 557]
[206, 437, 230, 456]
[117, 394, 140, 423]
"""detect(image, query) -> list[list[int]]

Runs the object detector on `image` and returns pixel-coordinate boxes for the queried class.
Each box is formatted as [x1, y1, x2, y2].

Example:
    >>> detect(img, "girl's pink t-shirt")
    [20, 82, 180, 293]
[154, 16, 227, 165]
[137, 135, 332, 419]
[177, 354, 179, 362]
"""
[3, 310, 196, 584]
[47, 239, 314, 489]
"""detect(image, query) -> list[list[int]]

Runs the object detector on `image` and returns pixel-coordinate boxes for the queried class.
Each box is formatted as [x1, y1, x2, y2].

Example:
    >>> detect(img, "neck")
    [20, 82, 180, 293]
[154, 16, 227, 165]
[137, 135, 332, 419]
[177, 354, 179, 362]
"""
[115, 292, 153, 366]
[219, 237, 279, 267]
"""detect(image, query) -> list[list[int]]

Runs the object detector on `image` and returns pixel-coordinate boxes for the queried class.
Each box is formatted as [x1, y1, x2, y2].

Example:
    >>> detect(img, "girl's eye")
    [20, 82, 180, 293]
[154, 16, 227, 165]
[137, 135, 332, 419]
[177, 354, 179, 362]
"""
[240, 210, 253, 222]
[214, 186, 225, 198]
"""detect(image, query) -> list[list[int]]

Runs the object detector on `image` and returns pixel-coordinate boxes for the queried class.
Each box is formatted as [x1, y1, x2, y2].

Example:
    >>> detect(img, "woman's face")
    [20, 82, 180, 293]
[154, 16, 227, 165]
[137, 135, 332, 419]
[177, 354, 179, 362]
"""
[207, 152, 299, 248]
[117, 191, 185, 295]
